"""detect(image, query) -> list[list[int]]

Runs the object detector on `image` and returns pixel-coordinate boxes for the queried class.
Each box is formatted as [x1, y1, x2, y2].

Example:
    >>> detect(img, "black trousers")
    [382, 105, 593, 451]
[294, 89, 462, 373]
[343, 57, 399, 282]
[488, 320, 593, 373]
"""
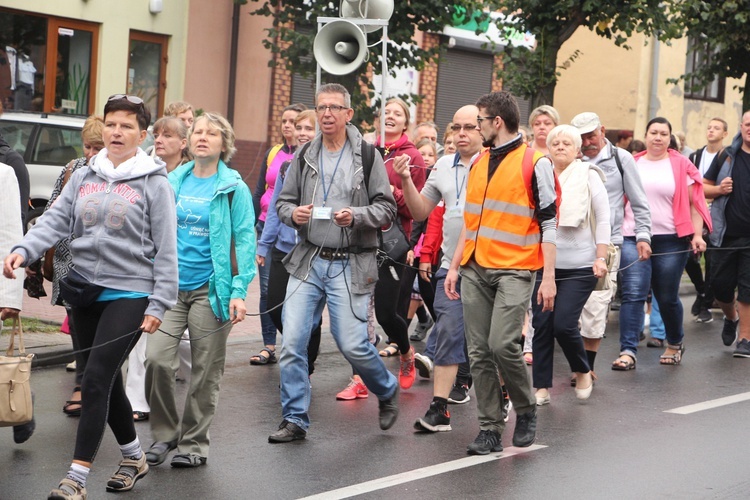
[375, 255, 410, 354]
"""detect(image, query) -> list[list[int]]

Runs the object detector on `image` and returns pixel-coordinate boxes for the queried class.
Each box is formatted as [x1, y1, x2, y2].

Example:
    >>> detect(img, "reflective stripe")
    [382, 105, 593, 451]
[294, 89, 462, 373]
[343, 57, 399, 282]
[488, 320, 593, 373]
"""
[477, 226, 540, 247]
[466, 229, 477, 239]
[465, 202, 482, 215]
[483, 198, 535, 218]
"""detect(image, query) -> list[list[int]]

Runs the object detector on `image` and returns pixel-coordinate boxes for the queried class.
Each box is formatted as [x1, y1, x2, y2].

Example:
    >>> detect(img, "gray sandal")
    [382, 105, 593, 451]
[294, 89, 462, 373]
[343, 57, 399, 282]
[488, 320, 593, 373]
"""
[145, 440, 177, 466]
[249, 347, 277, 365]
[171, 453, 207, 468]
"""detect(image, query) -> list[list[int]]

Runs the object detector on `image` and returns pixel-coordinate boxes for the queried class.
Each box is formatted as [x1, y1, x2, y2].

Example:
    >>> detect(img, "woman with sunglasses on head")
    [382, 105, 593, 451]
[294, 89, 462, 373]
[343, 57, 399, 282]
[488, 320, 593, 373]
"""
[371, 97, 426, 391]
[144, 112, 255, 469]
[250, 103, 307, 366]
[4, 94, 178, 499]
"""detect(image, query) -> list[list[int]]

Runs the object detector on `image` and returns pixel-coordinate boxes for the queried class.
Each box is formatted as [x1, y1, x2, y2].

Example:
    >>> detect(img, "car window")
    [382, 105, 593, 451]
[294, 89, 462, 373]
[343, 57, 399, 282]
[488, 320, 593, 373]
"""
[0, 120, 35, 157]
[32, 125, 83, 166]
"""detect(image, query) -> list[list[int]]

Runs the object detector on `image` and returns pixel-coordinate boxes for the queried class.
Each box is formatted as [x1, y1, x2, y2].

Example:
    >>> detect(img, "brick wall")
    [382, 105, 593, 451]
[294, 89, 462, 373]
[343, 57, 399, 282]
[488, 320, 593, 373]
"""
[232, 139, 268, 193]
[267, 26, 293, 148]
[416, 33, 440, 124]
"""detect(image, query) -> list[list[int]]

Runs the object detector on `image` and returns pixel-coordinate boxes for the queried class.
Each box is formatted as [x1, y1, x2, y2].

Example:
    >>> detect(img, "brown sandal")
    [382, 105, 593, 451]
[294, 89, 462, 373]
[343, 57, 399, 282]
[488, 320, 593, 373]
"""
[611, 354, 636, 371]
[660, 344, 685, 365]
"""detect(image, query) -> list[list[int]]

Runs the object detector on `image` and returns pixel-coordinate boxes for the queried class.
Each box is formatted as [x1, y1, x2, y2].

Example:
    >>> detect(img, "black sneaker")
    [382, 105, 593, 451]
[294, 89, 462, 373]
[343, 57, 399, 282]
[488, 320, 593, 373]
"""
[414, 401, 451, 432]
[696, 308, 713, 323]
[378, 386, 399, 430]
[512, 408, 537, 447]
[733, 339, 750, 358]
[447, 383, 471, 404]
[690, 294, 704, 316]
[268, 420, 307, 443]
[410, 316, 434, 342]
[467, 429, 503, 455]
[722, 317, 739, 346]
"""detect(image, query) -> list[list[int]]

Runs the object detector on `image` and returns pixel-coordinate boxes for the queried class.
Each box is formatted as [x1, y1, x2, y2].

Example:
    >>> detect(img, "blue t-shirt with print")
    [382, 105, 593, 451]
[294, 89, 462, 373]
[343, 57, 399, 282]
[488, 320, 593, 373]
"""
[176, 172, 215, 290]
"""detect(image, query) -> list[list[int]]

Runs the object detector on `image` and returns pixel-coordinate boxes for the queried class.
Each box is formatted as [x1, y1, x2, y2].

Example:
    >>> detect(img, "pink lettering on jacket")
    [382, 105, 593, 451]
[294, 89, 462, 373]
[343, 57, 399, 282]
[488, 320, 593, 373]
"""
[78, 182, 142, 204]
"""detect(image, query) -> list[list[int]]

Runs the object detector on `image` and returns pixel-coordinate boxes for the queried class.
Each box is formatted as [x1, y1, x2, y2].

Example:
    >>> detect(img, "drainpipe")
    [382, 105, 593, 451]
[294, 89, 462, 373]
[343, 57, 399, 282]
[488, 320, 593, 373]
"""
[227, 2, 241, 124]
[648, 34, 660, 120]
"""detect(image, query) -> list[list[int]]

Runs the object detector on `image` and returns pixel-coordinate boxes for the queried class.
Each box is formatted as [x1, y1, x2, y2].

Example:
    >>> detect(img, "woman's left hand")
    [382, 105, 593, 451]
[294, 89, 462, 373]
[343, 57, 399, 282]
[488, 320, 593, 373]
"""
[229, 298, 247, 325]
[140, 315, 162, 334]
[406, 250, 415, 266]
[592, 259, 608, 278]
[691, 235, 707, 254]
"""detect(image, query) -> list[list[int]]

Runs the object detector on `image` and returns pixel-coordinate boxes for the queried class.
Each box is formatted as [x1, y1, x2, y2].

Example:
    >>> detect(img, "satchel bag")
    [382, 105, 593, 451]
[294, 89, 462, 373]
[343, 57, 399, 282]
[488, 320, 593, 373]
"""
[0, 317, 34, 427]
[379, 219, 410, 261]
[59, 267, 104, 308]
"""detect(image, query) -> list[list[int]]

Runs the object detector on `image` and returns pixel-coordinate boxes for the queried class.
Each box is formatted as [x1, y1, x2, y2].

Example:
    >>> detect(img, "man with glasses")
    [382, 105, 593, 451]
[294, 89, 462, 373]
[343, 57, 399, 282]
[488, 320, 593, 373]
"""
[270, 83, 399, 443]
[393, 105, 483, 432]
[445, 91, 557, 454]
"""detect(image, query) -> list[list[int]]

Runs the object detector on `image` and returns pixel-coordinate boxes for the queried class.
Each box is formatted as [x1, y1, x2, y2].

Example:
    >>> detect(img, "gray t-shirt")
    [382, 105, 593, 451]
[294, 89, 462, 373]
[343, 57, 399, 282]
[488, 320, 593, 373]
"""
[421, 152, 475, 270]
[307, 143, 355, 248]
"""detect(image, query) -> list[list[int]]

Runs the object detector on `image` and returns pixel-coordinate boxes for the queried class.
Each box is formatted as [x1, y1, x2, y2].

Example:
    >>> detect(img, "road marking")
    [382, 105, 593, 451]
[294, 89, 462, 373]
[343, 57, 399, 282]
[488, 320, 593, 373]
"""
[299, 444, 546, 499]
[665, 391, 750, 415]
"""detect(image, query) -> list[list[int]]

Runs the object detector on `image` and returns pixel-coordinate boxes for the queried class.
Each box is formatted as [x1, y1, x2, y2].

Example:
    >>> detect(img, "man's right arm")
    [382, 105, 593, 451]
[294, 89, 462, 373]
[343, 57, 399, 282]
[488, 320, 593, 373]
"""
[391, 154, 439, 221]
[619, 148, 651, 244]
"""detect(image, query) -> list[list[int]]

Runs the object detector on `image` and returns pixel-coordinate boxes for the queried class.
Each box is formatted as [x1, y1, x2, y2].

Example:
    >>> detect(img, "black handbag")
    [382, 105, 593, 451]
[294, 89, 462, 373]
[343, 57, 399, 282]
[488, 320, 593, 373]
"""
[59, 268, 104, 308]
[379, 219, 410, 261]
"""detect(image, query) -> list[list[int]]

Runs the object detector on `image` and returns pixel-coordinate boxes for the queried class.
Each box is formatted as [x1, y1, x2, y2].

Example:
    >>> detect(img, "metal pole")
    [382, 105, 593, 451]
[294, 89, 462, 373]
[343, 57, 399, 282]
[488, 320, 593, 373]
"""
[380, 25, 387, 147]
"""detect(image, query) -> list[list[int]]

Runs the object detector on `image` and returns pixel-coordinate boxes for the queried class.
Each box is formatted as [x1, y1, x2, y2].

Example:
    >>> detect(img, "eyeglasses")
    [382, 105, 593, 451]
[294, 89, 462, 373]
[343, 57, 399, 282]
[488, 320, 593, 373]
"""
[451, 123, 478, 132]
[315, 104, 348, 114]
[476, 116, 496, 124]
[108, 94, 144, 105]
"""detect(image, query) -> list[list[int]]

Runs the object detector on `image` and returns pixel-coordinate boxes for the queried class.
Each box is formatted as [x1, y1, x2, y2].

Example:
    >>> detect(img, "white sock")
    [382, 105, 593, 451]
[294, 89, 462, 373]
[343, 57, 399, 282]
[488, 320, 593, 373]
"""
[66, 463, 90, 487]
[119, 437, 143, 460]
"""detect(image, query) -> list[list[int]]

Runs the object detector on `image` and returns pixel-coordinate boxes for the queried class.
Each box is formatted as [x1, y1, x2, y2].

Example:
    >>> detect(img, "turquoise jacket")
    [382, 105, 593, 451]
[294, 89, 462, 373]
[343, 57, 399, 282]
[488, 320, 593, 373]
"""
[169, 160, 256, 322]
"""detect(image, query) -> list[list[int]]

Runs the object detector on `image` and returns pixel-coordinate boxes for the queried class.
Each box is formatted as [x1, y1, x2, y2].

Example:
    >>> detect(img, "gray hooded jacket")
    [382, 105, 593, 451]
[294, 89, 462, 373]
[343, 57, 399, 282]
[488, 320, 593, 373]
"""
[708, 131, 743, 247]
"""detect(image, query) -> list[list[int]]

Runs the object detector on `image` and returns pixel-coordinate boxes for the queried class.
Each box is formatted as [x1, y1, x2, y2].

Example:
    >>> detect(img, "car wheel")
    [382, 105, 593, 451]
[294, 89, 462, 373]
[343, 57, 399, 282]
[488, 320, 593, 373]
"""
[27, 206, 45, 232]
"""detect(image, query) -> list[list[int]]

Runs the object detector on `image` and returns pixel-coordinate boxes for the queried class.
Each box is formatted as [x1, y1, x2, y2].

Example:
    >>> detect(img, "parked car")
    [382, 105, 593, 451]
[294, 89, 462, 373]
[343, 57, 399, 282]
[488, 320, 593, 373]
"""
[0, 111, 154, 229]
[0, 111, 85, 228]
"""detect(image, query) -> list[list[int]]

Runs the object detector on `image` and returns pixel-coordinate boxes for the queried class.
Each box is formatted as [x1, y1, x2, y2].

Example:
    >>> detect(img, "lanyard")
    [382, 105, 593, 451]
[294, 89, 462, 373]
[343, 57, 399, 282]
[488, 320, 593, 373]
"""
[453, 153, 466, 205]
[319, 143, 347, 206]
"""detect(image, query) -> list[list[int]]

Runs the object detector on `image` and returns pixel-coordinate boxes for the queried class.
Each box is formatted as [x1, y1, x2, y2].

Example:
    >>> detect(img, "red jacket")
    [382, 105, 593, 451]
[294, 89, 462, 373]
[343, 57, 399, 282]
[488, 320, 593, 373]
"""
[419, 205, 444, 266]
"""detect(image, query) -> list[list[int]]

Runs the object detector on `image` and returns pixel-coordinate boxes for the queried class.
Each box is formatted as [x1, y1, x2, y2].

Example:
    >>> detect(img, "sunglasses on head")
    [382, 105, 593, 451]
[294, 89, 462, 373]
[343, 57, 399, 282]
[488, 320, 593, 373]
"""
[108, 94, 144, 105]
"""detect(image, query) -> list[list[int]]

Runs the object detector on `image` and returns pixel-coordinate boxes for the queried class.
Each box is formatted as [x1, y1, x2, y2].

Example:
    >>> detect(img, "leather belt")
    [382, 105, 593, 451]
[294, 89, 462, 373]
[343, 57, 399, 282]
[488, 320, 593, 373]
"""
[318, 247, 349, 260]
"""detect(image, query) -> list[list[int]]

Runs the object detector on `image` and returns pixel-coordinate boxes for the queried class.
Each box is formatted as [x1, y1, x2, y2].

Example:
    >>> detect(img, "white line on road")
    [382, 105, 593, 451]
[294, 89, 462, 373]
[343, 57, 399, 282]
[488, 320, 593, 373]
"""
[665, 391, 750, 415]
[298, 444, 546, 500]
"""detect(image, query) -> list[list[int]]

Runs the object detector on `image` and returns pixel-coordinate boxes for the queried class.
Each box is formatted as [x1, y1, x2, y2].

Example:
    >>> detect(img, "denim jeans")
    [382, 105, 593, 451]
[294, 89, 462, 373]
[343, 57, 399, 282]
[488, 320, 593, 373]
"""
[257, 222, 277, 345]
[619, 235, 689, 357]
[279, 257, 398, 430]
[649, 296, 665, 340]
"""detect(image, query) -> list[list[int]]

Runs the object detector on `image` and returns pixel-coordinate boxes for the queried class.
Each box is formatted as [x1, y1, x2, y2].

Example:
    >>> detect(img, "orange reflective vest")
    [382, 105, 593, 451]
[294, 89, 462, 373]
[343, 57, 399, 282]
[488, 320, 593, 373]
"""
[462, 144, 546, 270]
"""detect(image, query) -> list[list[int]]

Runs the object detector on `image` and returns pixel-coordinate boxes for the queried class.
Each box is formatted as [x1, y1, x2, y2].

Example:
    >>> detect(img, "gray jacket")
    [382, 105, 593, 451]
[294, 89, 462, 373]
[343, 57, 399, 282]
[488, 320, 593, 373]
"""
[708, 131, 742, 247]
[590, 140, 651, 245]
[276, 123, 396, 294]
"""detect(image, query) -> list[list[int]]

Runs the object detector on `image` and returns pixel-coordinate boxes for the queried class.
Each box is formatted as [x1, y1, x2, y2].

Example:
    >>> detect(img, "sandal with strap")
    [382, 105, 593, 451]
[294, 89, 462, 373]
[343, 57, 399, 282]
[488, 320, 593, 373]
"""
[379, 343, 399, 357]
[611, 354, 636, 371]
[249, 347, 277, 365]
[133, 411, 150, 422]
[647, 338, 664, 348]
[62, 387, 82, 417]
[145, 440, 177, 466]
[660, 343, 685, 366]
[171, 453, 207, 468]
[48, 478, 87, 500]
[106, 455, 149, 492]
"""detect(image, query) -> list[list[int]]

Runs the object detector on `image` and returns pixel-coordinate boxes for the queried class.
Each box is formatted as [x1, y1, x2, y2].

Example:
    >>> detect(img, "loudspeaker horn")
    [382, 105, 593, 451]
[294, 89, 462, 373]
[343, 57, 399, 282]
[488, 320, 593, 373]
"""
[313, 19, 368, 75]
[340, 0, 394, 33]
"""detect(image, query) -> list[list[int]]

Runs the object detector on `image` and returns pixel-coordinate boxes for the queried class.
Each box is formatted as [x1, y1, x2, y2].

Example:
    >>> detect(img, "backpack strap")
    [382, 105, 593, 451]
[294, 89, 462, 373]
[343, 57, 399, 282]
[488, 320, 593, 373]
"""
[266, 143, 283, 168]
[611, 145, 624, 178]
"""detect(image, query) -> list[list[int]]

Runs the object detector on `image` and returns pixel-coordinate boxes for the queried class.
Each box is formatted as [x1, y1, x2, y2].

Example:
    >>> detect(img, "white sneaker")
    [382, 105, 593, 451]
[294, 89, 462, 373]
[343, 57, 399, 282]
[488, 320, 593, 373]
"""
[413, 353, 433, 379]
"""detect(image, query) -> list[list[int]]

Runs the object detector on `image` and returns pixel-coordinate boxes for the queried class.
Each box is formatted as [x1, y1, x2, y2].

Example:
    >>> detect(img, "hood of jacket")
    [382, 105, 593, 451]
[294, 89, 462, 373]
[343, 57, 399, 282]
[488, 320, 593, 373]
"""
[90, 148, 167, 182]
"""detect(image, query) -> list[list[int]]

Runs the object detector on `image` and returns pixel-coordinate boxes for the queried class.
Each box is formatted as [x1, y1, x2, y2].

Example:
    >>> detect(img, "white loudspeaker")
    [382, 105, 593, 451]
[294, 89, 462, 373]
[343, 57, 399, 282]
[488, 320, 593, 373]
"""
[313, 20, 368, 75]
[340, 0, 394, 33]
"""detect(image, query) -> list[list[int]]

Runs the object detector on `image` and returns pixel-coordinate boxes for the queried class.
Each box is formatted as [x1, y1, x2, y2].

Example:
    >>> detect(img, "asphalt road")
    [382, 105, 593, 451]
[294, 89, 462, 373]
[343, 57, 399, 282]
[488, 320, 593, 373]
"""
[3, 303, 750, 500]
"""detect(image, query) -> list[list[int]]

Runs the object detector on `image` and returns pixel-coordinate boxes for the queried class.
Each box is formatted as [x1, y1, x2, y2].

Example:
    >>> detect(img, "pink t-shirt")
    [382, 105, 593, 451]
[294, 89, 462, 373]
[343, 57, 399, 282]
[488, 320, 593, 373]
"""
[259, 149, 294, 222]
[623, 156, 694, 236]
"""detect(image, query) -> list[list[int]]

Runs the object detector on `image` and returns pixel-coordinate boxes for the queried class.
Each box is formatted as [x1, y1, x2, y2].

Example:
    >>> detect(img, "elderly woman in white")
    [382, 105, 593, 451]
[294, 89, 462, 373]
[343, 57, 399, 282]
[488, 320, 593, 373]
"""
[531, 124, 611, 406]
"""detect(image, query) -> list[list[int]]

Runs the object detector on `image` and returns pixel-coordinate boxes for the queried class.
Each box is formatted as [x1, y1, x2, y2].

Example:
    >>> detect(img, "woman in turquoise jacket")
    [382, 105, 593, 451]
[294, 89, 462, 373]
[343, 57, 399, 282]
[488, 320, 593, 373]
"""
[144, 112, 256, 468]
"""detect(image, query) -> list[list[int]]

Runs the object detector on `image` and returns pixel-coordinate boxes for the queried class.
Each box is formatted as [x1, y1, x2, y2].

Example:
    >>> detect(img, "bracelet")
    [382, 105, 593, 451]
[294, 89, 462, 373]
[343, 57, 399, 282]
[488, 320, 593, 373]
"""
[596, 257, 606, 262]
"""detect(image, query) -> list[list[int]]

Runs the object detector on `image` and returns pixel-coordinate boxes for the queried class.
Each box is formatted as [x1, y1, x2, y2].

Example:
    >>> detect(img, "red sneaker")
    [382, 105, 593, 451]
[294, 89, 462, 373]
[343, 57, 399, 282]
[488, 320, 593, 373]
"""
[336, 378, 369, 400]
[399, 347, 416, 390]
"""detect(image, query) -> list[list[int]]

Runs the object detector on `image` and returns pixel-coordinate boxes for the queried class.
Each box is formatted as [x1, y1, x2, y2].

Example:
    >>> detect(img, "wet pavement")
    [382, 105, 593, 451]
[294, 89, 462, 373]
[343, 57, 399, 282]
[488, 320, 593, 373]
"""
[3, 285, 750, 499]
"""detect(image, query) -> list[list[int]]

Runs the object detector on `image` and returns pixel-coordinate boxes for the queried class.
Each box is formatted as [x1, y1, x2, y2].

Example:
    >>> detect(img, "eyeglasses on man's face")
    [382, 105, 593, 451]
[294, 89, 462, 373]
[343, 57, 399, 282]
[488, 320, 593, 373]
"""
[315, 104, 348, 114]
[108, 94, 144, 105]
[476, 116, 496, 124]
[451, 123, 478, 132]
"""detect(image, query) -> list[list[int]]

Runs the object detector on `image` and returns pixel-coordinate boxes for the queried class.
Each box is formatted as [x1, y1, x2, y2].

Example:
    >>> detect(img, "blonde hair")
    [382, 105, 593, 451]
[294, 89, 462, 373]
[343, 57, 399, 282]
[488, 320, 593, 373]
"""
[164, 101, 193, 117]
[191, 112, 236, 163]
[386, 97, 411, 132]
[529, 105, 560, 128]
[81, 115, 104, 147]
[295, 109, 316, 126]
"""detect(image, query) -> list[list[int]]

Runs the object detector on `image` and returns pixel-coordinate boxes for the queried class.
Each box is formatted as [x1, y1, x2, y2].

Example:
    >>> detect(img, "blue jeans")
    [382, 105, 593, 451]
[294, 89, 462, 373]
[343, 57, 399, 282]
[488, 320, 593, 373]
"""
[279, 257, 397, 430]
[619, 235, 689, 357]
[650, 296, 665, 340]
[257, 222, 277, 345]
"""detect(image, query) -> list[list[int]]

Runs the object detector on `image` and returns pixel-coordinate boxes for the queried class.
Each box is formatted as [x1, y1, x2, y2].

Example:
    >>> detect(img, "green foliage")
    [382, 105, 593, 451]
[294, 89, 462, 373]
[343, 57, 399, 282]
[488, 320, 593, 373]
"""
[491, 0, 679, 107]
[249, 0, 483, 125]
[669, 0, 750, 111]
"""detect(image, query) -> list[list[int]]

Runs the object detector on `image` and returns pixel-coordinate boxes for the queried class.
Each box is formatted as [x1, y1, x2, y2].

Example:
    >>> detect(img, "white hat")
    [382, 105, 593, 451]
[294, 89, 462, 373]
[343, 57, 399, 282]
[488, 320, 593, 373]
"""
[571, 112, 601, 135]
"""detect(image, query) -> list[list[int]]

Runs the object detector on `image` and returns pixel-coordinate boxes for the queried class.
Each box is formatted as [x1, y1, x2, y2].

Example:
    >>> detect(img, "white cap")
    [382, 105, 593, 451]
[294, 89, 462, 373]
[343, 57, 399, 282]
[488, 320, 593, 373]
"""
[570, 112, 601, 135]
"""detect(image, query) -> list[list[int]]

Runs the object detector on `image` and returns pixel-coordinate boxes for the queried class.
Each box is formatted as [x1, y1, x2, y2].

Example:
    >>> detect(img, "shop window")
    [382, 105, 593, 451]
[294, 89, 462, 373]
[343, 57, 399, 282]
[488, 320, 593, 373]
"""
[0, 9, 98, 115]
[128, 31, 168, 122]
